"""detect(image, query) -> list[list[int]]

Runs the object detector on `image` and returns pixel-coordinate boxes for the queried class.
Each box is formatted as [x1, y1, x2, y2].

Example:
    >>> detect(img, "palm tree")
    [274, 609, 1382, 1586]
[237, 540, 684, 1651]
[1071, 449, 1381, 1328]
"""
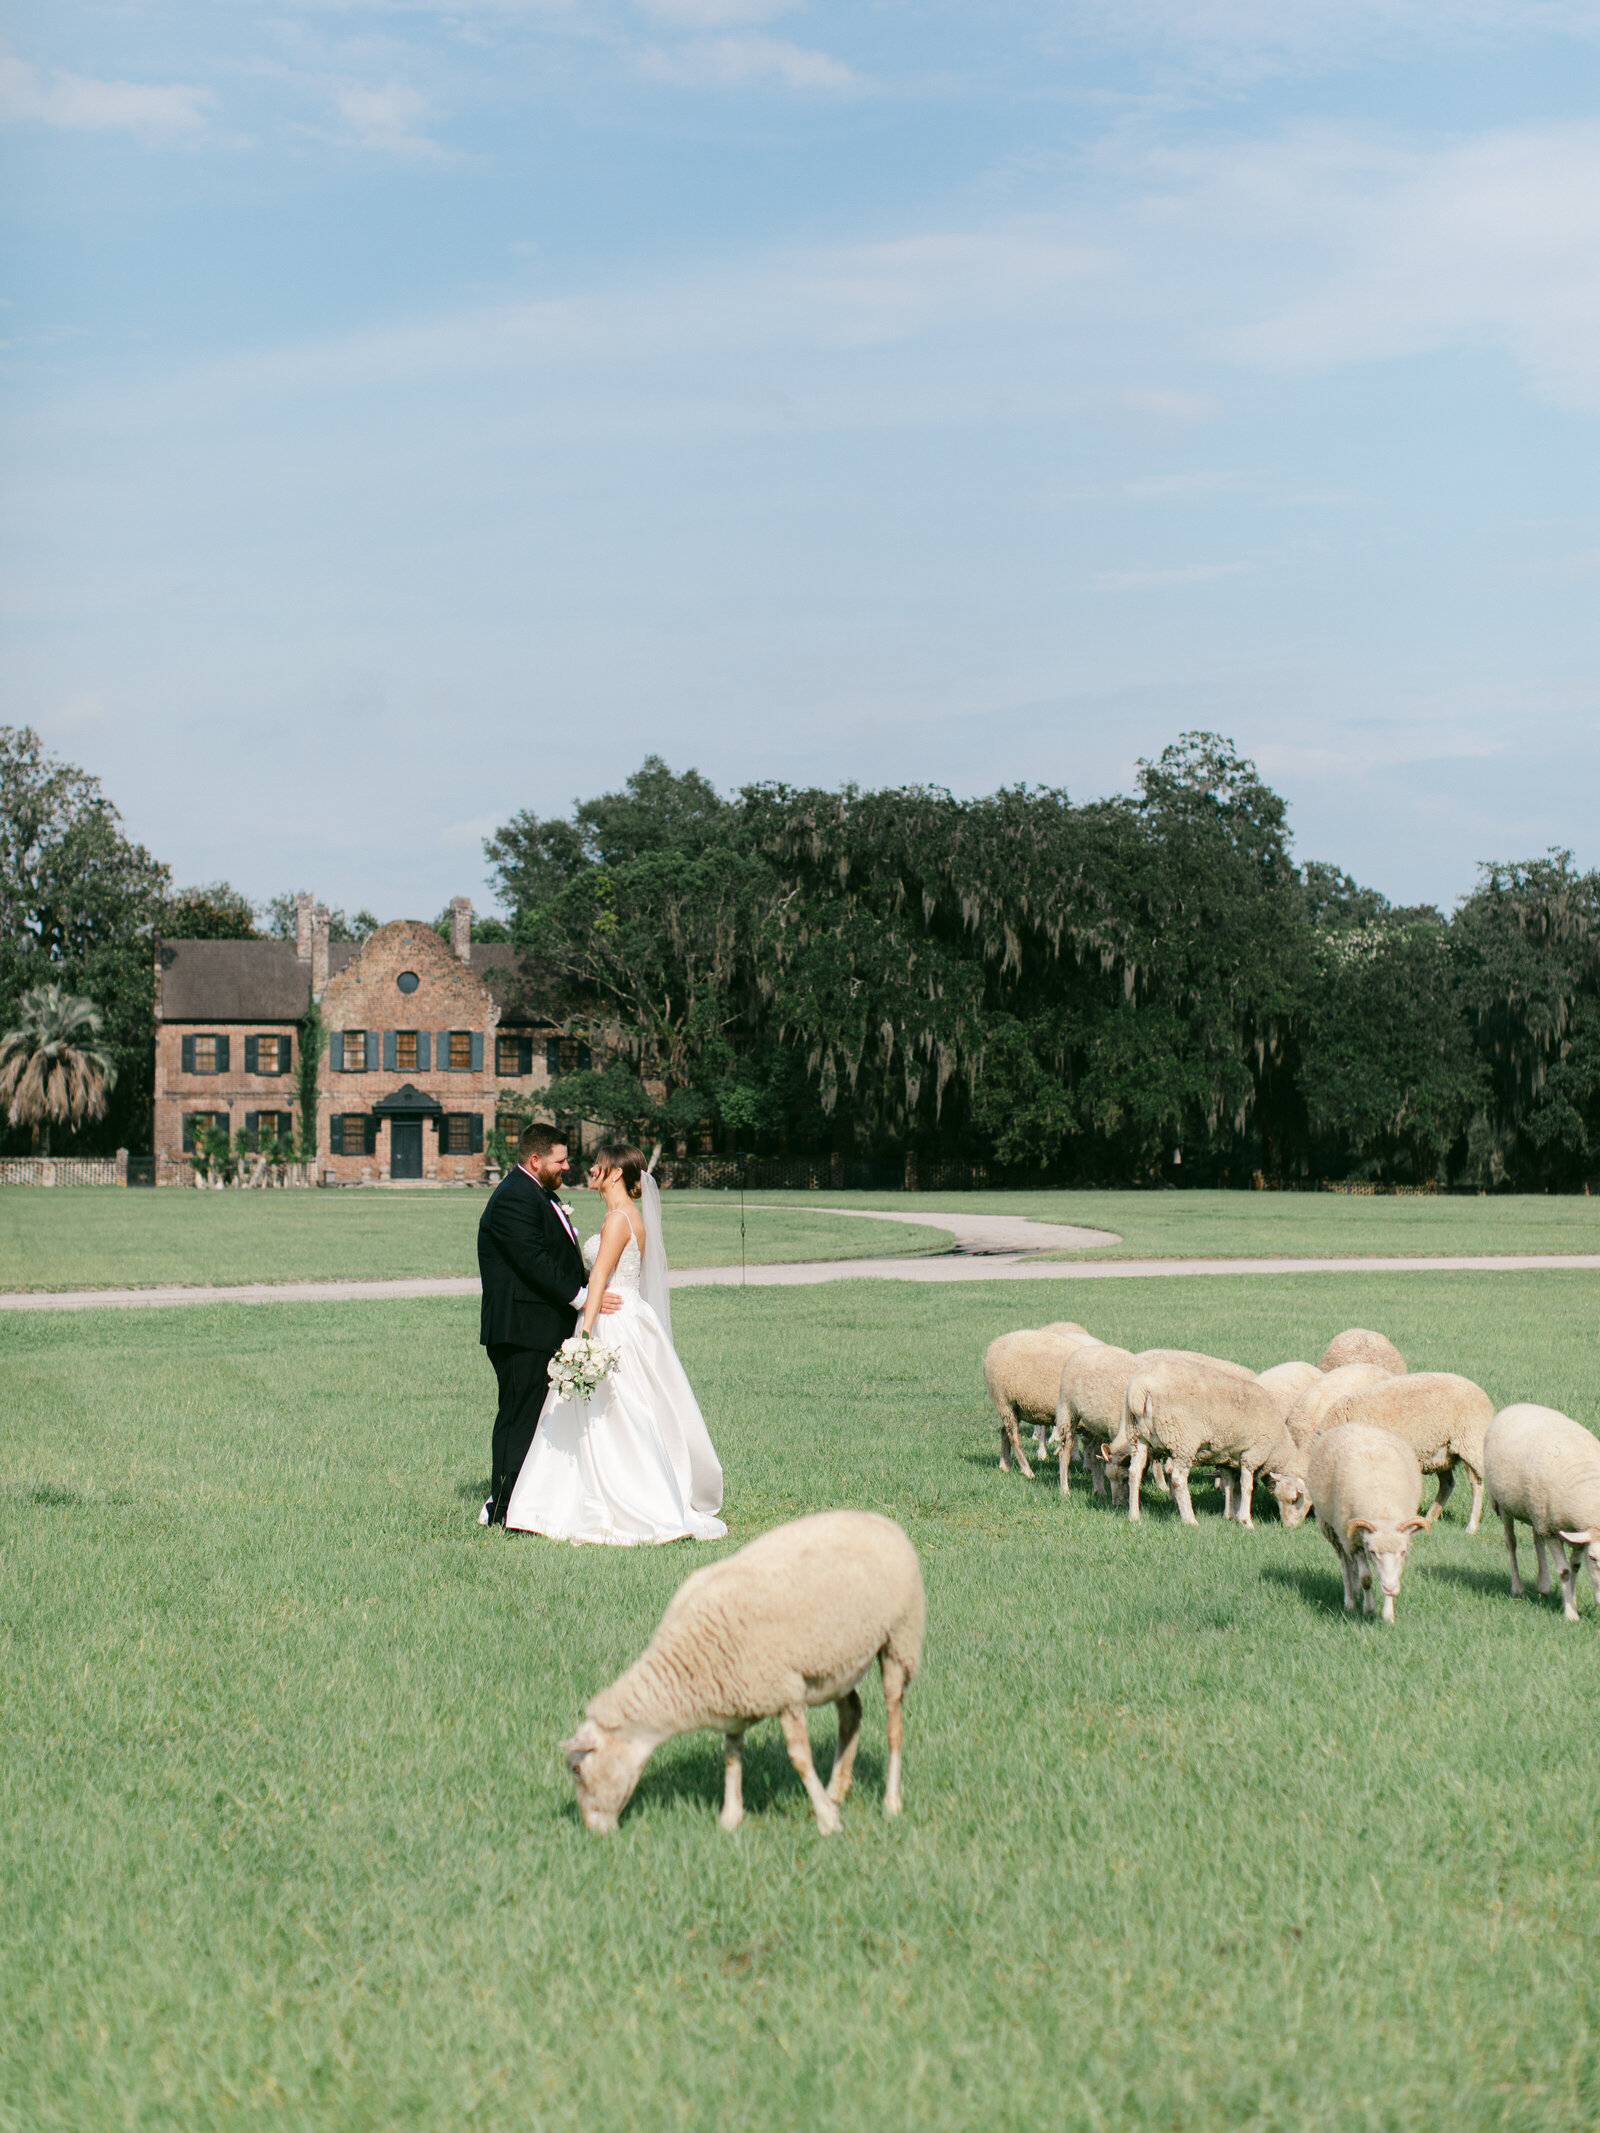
[0, 985, 118, 1155]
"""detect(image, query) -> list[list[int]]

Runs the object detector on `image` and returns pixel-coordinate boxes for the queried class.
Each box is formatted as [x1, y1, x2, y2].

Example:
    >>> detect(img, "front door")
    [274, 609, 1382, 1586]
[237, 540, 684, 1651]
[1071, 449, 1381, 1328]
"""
[390, 1120, 423, 1180]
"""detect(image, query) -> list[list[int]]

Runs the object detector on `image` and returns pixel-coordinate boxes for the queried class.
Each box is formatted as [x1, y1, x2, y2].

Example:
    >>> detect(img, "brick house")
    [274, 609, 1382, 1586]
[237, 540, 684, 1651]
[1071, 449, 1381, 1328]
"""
[153, 896, 569, 1184]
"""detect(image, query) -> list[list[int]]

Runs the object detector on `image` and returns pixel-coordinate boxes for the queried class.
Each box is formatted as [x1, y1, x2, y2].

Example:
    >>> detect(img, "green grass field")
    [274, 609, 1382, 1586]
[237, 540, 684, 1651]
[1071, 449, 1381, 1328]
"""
[5, 1269, 1600, 2129]
[0, 1190, 947, 1293]
[751, 1185, 1600, 1259]
[8, 1185, 1600, 1298]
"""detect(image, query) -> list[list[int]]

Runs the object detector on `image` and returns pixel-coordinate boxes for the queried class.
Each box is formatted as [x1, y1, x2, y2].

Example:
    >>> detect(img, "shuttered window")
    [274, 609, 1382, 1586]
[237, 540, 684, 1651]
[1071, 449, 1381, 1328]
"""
[329, 1115, 379, 1157]
[185, 1034, 229, 1074]
[244, 1034, 291, 1075]
[394, 1031, 418, 1072]
[496, 1034, 534, 1077]
[340, 1031, 369, 1072]
[545, 1037, 591, 1076]
[181, 1112, 229, 1151]
[244, 1112, 294, 1150]
[441, 1114, 472, 1154]
[445, 1031, 470, 1071]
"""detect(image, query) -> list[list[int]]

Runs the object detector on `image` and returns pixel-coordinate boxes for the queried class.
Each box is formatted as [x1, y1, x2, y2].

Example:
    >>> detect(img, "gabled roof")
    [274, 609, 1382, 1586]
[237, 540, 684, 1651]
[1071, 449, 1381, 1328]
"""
[157, 940, 311, 1022]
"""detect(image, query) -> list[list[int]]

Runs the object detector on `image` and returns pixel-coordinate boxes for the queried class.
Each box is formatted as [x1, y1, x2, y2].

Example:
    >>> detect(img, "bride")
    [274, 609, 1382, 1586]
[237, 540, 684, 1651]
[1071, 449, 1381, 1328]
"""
[504, 1142, 727, 1546]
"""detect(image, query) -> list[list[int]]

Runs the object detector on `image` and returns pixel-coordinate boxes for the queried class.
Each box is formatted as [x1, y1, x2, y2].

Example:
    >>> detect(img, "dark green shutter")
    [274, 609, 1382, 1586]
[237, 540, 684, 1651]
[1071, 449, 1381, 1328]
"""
[416, 1031, 431, 1071]
[330, 1033, 344, 1073]
[437, 1030, 451, 1070]
[244, 1035, 259, 1073]
[469, 1114, 483, 1154]
[245, 1111, 259, 1149]
[181, 1035, 195, 1073]
[545, 1038, 561, 1076]
[182, 1115, 194, 1152]
[216, 1036, 230, 1072]
[365, 1116, 379, 1156]
[383, 1030, 396, 1072]
[330, 1115, 343, 1155]
[520, 1036, 533, 1075]
[577, 1041, 590, 1071]
[469, 1032, 483, 1073]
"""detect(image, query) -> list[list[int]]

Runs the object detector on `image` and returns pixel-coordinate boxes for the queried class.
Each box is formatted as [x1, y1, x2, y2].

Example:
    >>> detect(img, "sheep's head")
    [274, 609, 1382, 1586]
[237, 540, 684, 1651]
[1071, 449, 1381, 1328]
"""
[1266, 1468, 1313, 1528]
[1347, 1517, 1427, 1621]
[562, 1718, 653, 1833]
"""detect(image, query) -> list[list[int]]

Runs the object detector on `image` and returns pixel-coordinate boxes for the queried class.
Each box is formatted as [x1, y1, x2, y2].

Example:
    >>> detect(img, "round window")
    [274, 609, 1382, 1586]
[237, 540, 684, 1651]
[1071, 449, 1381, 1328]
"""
[396, 970, 419, 994]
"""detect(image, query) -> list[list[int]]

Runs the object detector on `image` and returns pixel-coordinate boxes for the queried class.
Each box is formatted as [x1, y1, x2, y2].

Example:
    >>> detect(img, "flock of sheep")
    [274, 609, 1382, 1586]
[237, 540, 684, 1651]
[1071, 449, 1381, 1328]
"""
[985, 1319, 1600, 1625]
[561, 1310, 1599, 1840]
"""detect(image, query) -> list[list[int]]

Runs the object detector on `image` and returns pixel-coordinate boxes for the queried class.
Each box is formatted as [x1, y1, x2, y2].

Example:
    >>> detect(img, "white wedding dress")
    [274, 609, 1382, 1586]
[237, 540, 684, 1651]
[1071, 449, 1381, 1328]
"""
[504, 1221, 727, 1546]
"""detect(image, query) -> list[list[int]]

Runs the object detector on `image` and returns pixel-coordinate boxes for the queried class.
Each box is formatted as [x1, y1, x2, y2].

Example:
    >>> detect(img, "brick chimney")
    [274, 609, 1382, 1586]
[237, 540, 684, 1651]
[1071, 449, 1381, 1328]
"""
[294, 893, 314, 963]
[450, 896, 472, 963]
[311, 903, 330, 998]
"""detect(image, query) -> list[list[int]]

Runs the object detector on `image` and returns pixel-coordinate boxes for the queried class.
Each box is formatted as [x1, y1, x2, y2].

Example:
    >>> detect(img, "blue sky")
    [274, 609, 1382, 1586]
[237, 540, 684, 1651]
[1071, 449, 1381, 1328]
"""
[3, 2, 1598, 921]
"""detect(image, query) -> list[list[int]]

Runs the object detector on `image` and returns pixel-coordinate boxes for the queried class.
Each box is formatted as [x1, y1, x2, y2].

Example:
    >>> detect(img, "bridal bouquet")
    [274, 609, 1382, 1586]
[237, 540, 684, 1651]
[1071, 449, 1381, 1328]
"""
[548, 1331, 618, 1403]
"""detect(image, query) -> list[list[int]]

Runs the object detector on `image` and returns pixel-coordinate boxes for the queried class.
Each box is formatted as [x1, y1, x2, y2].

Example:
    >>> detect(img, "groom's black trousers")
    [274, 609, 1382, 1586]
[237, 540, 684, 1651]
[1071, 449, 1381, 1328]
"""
[487, 1342, 555, 1524]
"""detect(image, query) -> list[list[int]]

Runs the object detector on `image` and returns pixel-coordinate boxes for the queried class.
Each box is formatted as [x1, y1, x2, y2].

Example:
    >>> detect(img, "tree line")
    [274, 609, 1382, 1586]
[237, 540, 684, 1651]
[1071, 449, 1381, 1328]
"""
[488, 742, 1600, 1190]
[4, 723, 1598, 1186]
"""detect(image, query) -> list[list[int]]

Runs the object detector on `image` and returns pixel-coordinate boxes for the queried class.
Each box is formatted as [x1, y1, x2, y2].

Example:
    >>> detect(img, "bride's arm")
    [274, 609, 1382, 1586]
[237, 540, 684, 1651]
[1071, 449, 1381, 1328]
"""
[582, 1211, 633, 1336]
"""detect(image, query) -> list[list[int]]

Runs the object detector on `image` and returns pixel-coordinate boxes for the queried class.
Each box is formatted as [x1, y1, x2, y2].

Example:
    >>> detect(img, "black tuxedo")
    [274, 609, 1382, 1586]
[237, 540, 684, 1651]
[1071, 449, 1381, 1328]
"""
[477, 1165, 586, 1521]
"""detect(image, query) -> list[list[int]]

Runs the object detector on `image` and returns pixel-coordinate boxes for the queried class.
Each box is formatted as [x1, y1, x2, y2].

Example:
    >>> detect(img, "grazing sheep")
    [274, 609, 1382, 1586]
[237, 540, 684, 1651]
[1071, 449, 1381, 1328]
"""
[1114, 1357, 1301, 1528]
[1317, 1372, 1493, 1533]
[1058, 1348, 1251, 1504]
[1272, 1364, 1396, 1527]
[1318, 1328, 1407, 1376]
[1484, 1404, 1600, 1623]
[1307, 1423, 1428, 1622]
[1049, 1344, 1137, 1497]
[1257, 1360, 1322, 1402]
[985, 1322, 1100, 1477]
[562, 1511, 925, 1835]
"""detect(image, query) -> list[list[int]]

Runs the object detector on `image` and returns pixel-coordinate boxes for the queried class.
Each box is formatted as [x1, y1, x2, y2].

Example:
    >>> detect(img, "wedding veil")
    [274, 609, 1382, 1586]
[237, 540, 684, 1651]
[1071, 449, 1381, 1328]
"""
[639, 1170, 674, 1346]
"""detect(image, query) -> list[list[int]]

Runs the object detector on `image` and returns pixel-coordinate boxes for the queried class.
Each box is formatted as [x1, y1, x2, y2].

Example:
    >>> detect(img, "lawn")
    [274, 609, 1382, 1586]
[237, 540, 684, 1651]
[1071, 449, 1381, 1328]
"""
[750, 1185, 1600, 1259]
[0, 1190, 948, 1293]
[5, 1269, 1600, 2129]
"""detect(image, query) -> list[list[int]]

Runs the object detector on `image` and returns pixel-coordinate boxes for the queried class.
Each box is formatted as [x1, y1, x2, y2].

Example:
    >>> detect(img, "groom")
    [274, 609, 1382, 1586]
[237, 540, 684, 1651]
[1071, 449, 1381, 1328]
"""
[477, 1120, 619, 1525]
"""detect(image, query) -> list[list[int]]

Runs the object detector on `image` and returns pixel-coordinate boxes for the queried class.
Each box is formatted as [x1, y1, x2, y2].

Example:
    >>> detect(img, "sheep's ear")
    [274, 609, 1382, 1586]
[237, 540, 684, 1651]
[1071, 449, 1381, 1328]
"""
[1559, 1528, 1593, 1546]
[1400, 1517, 1429, 1534]
[1346, 1518, 1375, 1543]
[562, 1719, 602, 1770]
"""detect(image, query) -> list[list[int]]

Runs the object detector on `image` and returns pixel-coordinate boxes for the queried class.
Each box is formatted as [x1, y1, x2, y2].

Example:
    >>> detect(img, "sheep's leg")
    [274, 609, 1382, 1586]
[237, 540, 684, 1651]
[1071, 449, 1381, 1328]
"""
[1237, 1464, 1257, 1530]
[1502, 1511, 1524, 1598]
[1534, 1530, 1552, 1597]
[1558, 1546, 1582, 1623]
[1000, 1407, 1034, 1480]
[1218, 1469, 1236, 1522]
[827, 1689, 863, 1806]
[1427, 1463, 1456, 1525]
[1148, 1457, 1171, 1499]
[1464, 1463, 1484, 1536]
[720, 1733, 746, 1831]
[1359, 1552, 1376, 1616]
[1338, 1545, 1359, 1613]
[779, 1707, 842, 1833]
[1126, 1440, 1148, 1522]
[1170, 1461, 1197, 1526]
[1586, 1549, 1600, 1608]
[1033, 1424, 1050, 1462]
[880, 1656, 906, 1819]
[1057, 1419, 1075, 1498]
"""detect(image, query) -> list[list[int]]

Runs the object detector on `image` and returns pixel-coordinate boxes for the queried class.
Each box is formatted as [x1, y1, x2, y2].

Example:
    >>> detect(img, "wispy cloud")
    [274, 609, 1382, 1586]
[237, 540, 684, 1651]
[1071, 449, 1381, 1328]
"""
[330, 82, 448, 158]
[635, 0, 798, 22]
[0, 51, 214, 138]
[1088, 561, 1251, 591]
[638, 35, 858, 90]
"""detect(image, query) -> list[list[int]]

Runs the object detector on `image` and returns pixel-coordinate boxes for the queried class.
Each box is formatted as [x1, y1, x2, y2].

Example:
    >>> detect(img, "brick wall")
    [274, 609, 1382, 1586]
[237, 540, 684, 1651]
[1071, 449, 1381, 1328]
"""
[319, 920, 500, 1183]
[153, 1021, 301, 1181]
